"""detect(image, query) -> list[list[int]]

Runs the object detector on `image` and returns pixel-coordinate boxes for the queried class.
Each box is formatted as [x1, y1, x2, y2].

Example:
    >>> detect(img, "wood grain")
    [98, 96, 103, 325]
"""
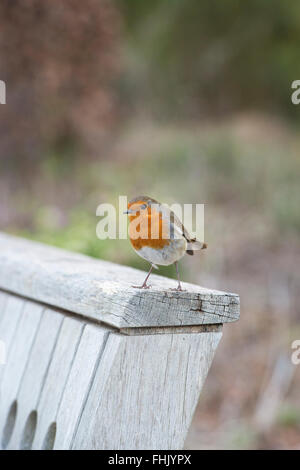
[54, 324, 109, 450]
[32, 316, 84, 450]
[0, 299, 44, 447]
[7, 309, 63, 450]
[0, 232, 240, 329]
[73, 329, 222, 450]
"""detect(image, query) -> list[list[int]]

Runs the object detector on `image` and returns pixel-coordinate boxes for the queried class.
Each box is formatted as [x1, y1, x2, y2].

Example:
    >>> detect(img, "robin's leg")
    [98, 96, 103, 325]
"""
[132, 264, 153, 289]
[170, 261, 186, 291]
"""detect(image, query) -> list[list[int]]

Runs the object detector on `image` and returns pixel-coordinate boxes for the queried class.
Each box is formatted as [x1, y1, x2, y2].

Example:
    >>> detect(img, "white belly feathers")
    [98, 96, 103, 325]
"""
[135, 238, 187, 266]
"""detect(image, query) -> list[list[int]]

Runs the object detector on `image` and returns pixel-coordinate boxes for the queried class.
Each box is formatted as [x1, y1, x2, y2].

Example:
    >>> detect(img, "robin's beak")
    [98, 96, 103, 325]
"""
[123, 210, 133, 214]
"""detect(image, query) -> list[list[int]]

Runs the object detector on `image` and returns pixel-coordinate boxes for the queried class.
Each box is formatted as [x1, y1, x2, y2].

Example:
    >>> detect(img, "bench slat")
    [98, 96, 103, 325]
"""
[7, 309, 63, 450]
[0, 300, 43, 449]
[0, 233, 239, 329]
[72, 329, 222, 450]
[32, 317, 84, 450]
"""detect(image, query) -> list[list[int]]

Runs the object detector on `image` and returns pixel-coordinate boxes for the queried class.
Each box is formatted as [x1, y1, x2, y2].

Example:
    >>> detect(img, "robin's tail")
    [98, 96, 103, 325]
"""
[186, 239, 207, 255]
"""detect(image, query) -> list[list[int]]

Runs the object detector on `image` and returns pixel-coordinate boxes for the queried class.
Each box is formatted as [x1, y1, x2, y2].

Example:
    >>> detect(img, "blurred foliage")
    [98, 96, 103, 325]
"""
[117, 0, 300, 120]
[277, 404, 300, 428]
[226, 423, 257, 450]
[9, 118, 300, 284]
[0, 0, 121, 176]
[1, 0, 300, 179]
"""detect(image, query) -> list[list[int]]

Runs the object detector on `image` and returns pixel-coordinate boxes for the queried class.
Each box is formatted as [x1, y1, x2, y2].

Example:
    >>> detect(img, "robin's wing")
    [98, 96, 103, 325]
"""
[164, 208, 207, 254]
[148, 201, 207, 254]
[163, 206, 206, 249]
[172, 212, 192, 241]
[155, 203, 192, 241]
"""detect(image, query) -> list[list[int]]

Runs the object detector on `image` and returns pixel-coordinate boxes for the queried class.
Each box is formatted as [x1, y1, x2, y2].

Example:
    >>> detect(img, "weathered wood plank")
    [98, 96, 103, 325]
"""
[0, 294, 24, 383]
[32, 316, 84, 450]
[7, 309, 63, 450]
[120, 324, 222, 336]
[54, 324, 109, 450]
[72, 329, 222, 450]
[0, 291, 7, 317]
[0, 232, 240, 329]
[0, 301, 43, 448]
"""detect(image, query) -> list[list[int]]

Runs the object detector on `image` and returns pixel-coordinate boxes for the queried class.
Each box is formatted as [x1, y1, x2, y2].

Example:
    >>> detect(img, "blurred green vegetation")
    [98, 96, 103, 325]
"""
[277, 404, 300, 428]
[117, 0, 300, 120]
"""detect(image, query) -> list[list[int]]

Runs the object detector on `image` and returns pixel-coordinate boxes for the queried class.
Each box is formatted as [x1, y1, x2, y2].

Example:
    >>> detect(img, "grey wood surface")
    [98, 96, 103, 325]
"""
[0, 232, 239, 328]
[0, 293, 110, 450]
[0, 234, 240, 450]
[0, 300, 44, 449]
[0, 292, 220, 450]
[32, 316, 84, 450]
[7, 309, 63, 450]
[53, 324, 109, 450]
[72, 328, 222, 450]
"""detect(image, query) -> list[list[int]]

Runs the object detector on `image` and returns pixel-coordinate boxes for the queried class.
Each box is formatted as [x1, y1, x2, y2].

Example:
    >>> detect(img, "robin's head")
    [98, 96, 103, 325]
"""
[124, 196, 159, 218]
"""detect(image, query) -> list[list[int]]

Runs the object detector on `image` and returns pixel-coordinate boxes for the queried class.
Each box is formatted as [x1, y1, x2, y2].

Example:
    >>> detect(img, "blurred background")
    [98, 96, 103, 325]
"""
[0, 0, 300, 449]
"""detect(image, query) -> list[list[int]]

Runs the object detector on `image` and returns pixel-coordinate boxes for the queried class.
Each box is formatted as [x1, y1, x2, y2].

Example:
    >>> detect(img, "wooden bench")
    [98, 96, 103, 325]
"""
[0, 232, 239, 450]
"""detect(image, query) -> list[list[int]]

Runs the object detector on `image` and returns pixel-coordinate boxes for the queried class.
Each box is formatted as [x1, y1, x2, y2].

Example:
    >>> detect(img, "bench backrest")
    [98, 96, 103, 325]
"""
[0, 233, 239, 450]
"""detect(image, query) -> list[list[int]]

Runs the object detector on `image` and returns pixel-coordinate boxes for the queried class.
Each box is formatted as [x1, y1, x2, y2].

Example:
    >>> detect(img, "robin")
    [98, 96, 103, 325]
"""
[124, 196, 207, 290]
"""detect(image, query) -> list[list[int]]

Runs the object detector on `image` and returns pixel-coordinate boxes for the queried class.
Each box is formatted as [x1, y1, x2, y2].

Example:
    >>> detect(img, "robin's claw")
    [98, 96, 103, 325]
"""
[132, 284, 151, 289]
[169, 286, 186, 292]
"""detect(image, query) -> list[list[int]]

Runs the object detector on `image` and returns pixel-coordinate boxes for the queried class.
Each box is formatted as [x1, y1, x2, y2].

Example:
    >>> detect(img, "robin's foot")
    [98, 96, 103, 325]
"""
[132, 284, 151, 289]
[169, 285, 186, 292]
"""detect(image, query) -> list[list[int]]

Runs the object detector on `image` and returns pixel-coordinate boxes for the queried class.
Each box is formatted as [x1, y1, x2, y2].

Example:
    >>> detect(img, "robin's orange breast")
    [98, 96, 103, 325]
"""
[129, 207, 170, 251]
